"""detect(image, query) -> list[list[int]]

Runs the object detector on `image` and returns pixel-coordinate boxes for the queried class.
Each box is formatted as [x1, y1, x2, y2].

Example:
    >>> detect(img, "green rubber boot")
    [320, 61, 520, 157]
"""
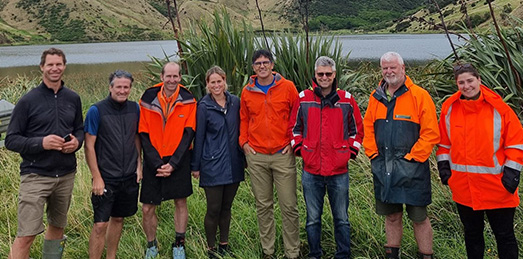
[42, 235, 67, 259]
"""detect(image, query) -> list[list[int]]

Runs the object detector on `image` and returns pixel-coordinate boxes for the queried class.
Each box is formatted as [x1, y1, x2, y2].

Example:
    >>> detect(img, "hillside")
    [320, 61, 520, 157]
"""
[386, 0, 523, 33]
[0, 0, 521, 45]
[0, 0, 293, 44]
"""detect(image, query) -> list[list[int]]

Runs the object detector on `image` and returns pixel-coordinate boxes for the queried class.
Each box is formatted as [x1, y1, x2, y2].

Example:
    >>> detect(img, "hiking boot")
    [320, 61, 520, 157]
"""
[144, 246, 159, 259]
[172, 245, 186, 259]
[385, 246, 400, 259]
[218, 244, 235, 258]
[418, 252, 434, 259]
[208, 247, 219, 259]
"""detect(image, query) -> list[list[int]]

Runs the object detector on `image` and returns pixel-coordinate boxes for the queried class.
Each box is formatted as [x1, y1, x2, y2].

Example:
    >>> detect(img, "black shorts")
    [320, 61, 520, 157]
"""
[92, 177, 139, 223]
[140, 152, 193, 205]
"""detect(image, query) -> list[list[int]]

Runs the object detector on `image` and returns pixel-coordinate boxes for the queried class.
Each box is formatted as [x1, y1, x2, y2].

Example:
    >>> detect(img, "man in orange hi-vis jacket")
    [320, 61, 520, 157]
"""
[363, 52, 440, 259]
[139, 62, 196, 259]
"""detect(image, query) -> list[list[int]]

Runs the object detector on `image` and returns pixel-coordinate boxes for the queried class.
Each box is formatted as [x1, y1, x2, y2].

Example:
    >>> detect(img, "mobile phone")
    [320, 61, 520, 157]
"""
[63, 134, 72, 142]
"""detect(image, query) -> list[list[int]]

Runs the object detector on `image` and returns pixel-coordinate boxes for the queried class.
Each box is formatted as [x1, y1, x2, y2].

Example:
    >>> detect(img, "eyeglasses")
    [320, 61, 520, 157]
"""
[453, 63, 473, 73]
[253, 61, 272, 67]
[316, 72, 333, 78]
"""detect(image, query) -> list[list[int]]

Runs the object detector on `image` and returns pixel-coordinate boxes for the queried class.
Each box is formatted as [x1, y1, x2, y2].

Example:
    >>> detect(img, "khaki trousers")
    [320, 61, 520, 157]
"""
[246, 152, 300, 258]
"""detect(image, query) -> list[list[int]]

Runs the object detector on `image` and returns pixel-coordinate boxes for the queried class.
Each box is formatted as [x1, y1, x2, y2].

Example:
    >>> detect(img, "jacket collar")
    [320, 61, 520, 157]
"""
[106, 94, 128, 110]
[39, 80, 65, 93]
[312, 78, 340, 107]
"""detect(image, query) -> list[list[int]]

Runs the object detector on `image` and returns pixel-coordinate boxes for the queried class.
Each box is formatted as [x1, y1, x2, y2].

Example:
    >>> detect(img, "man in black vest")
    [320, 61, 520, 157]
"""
[84, 70, 142, 259]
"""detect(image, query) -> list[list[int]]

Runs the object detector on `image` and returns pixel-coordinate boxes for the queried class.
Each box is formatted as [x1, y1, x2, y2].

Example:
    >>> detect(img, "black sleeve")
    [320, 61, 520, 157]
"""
[190, 104, 206, 171]
[502, 166, 520, 194]
[437, 161, 452, 185]
[5, 98, 44, 154]
[140, 132, 164, 170]
[169, 127, 195, 170]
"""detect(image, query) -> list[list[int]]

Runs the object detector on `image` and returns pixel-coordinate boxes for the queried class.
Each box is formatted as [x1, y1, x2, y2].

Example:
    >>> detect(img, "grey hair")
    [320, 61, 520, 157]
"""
[109, 70, 133, 86]
[314, 56, 336, 72]
[380, 52, 404, 65]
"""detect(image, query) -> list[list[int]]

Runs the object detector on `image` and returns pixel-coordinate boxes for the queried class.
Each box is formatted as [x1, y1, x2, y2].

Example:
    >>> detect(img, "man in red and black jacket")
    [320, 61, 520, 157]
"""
[288, 56, 364, 259]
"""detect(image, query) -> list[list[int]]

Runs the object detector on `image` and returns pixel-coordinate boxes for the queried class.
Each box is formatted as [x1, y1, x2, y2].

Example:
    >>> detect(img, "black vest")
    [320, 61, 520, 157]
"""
[94, 96, 139, 182]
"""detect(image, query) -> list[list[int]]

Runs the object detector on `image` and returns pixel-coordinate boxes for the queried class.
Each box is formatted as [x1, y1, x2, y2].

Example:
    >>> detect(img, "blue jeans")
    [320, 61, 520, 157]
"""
[302, 171, 351, 259]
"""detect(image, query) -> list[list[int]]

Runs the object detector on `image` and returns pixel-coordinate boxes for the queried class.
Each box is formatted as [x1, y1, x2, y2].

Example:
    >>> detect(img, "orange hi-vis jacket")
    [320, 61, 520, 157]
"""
[239, 72, 299, 154]
[436, 85, 523, 210]
[139, 82, 196, 169]
[363, 76, 440, 206]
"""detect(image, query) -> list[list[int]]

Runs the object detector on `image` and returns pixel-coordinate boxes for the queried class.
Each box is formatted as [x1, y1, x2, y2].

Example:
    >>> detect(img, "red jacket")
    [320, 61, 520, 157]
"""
[289, 81, 364, 176]
[239, 72, 299, 154]
[437, 85, 523, 210]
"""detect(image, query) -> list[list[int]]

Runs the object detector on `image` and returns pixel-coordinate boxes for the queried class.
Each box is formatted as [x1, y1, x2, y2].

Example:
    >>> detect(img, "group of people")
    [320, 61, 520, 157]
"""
[4, 47, 523, 259]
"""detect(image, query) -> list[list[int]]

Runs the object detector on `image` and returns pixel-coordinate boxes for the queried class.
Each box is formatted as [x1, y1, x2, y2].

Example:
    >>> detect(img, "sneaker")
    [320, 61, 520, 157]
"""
[173, 245, 186, 259]
[145, 246, 159, 259]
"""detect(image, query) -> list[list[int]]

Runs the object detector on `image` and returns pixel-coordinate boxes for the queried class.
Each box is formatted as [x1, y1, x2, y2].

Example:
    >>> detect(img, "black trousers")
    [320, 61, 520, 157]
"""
[203, 182, 240, 248]
[456, 203, 518, 259]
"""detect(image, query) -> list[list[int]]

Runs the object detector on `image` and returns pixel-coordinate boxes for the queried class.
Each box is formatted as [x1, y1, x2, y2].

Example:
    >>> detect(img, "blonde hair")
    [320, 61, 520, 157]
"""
[205, 66, 228, 94]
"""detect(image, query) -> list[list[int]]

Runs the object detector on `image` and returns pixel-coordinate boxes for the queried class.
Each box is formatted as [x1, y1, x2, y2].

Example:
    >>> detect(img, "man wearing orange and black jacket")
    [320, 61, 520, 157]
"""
[240, 50, 300, 259]
[363, 52, 440, 259]
[138, 62, 196, 259]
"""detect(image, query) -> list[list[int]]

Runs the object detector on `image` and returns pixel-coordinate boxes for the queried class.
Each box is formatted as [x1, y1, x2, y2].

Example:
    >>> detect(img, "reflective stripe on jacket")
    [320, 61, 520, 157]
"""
[289, 80, 364, 176]
[239, 72, 299, 154]
[363, 76, 440, 206]
[436, 85, 523, 210]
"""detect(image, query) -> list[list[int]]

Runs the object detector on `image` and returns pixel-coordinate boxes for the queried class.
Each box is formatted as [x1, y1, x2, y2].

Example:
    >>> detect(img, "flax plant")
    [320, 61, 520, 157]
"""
[435, 18, 523, 117]
[173, 9, 255, 98]
[270, 32, 347, 91]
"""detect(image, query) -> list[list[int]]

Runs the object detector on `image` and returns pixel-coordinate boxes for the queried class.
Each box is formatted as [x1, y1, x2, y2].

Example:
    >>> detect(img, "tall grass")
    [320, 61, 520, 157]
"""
[2, 66, 523, 258]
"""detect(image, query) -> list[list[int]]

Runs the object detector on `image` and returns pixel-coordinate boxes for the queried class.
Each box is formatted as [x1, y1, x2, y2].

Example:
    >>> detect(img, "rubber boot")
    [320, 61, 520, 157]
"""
[417, 252, 434, 259]
[385, 246, 400, 259]
[42, 235, 67, 259]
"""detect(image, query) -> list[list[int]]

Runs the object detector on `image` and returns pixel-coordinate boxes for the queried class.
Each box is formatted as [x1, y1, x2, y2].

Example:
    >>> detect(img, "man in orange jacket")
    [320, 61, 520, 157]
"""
[239, 50, 300, 259]
[139, 62, 196, 259]
[363, 52, 440, 259]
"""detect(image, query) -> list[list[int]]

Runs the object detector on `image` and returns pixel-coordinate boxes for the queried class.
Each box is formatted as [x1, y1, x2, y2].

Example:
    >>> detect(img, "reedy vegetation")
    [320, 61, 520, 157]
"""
[1, 11, 523, 259]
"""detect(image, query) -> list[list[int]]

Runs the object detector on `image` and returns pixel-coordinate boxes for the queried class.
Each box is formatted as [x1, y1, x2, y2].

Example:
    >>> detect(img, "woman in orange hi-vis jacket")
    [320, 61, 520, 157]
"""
[436, 63, 523, 259]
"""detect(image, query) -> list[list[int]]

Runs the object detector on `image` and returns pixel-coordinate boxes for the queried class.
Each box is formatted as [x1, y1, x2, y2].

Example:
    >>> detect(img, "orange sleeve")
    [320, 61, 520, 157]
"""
[363, 94, 378, 159]
[405, 90, 440, 162]
[239, 88, 249, 148]
[138, 101, 149, 134]
[436, 101, 451, 161]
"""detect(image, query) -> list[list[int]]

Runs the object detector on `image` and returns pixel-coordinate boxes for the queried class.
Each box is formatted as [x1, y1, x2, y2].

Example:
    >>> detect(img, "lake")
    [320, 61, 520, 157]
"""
[0, 34, 464, 77]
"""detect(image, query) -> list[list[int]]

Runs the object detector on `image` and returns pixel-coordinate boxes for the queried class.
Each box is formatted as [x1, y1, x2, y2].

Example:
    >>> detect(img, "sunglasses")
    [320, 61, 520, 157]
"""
[453, 63, 473, 73]
[253, 61, 272, 67]
[316, 72, 333, 77]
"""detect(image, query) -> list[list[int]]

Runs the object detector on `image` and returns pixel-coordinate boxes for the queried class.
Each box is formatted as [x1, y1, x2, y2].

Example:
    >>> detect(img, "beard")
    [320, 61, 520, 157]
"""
[384, 74, 402, 86]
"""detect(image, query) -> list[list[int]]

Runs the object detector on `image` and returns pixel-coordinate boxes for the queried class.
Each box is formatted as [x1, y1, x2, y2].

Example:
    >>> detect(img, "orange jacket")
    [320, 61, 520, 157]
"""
[139, 82, 196, 169]
[437, 85, 523, 210]
[363, 76, 440, 205]
[239, 72, 299, 154]
[363, 76, 440, 162]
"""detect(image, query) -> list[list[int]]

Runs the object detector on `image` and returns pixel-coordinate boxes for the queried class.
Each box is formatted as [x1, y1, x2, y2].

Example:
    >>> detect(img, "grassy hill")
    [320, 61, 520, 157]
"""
[0, 0, 522, 45]
[0, 0, 292, 45]
[385, 0, 523, 33]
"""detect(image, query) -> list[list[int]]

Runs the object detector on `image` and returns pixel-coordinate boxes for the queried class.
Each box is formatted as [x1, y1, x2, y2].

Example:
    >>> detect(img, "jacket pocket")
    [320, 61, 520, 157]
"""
[333, 142, 351, 169]
[302, 140, 319, 170]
